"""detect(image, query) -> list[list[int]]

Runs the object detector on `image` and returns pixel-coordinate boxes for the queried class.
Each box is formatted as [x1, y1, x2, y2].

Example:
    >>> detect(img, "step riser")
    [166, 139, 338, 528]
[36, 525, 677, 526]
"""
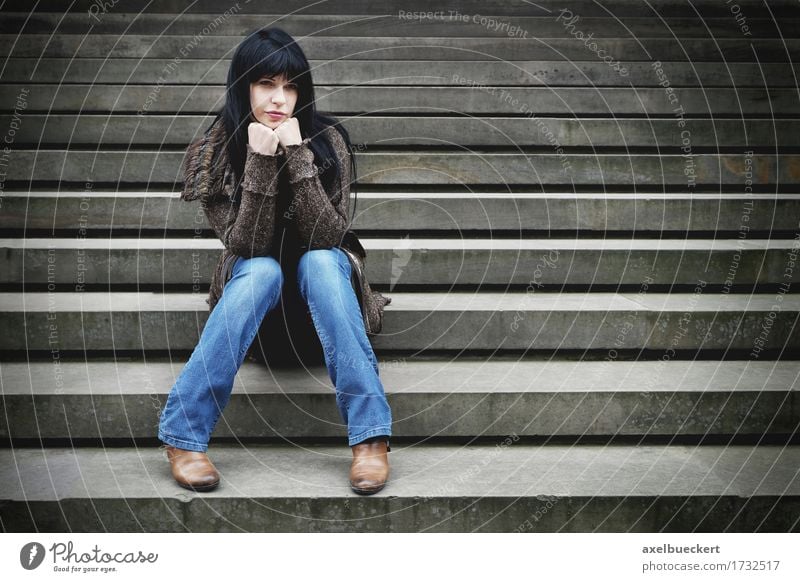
[4, 0, 795, 18]
[2, 310, 797, 351]
[5, 116, 798, 148]
[4, 195, 798, 232]
[1, 496, 796, 532]
[6, 360, 793, 439]
[2, 247, 797, 287]
[3, 86, 798, 113]
[2, 60, 799, 85]
[7, 152, 798, 186]
[3, 391, 794, 440]
[3, 14, 796, 38]
[3, 37, 799, 62]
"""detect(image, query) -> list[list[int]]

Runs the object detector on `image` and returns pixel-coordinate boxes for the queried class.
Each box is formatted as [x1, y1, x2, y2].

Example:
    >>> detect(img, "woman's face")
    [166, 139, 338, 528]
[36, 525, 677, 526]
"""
[249, 73, 298, 127]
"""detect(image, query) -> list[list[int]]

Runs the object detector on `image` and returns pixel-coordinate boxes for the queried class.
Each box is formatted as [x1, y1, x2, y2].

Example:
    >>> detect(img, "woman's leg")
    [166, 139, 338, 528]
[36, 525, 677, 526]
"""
[158, 255, 284, 452]
[297, 248, 392, 447]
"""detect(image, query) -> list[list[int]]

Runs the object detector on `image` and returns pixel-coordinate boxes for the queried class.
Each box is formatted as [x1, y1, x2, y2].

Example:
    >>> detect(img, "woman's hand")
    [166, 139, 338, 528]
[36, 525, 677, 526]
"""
[273, 117, 303, 147]
[248, 122, 280, 155]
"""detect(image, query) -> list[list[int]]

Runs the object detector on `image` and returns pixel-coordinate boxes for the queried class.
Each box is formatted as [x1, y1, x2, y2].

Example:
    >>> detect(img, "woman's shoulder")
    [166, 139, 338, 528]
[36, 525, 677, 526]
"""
[322, 123, 350, 159]
[181, 117, 227, 202]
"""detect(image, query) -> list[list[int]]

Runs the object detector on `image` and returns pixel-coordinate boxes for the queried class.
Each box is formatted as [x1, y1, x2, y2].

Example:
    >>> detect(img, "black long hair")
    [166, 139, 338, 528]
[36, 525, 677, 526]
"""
[218, 27, 358, 216]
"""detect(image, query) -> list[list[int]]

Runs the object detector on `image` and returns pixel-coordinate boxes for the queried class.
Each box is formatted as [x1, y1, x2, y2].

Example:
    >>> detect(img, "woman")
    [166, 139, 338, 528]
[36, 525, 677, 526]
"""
[158, 27, 392, 495]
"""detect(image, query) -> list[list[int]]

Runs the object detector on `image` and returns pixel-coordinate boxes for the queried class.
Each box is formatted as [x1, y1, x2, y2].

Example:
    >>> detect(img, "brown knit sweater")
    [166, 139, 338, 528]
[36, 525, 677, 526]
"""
[179, 116, 391, 335]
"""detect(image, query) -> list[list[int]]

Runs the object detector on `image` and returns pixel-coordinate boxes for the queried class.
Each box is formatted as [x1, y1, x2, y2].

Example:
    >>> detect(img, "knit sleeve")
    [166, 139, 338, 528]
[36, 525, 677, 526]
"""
[280, 127, 351, 249]
[202, 145, 280, 258]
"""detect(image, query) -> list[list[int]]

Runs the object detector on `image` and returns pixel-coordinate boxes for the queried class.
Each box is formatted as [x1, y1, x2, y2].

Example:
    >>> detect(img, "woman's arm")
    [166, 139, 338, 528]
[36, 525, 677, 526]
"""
[281, 127, 351, 249]
[201, 145, 280, 257]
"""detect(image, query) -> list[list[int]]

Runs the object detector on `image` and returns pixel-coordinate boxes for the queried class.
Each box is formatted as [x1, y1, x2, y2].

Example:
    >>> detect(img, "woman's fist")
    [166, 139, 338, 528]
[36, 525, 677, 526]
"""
[273, 117, 302, 147]
[248, 122, 280, 155]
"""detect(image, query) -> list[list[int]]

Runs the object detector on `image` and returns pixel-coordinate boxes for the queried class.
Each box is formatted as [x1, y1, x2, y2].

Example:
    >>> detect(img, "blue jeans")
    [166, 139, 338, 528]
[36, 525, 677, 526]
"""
[158, 247, 392, 451]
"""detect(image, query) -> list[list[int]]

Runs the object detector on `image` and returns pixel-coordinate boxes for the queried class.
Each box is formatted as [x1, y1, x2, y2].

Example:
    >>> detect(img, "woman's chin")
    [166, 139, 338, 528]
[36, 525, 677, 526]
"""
[257, 117, 282, 127]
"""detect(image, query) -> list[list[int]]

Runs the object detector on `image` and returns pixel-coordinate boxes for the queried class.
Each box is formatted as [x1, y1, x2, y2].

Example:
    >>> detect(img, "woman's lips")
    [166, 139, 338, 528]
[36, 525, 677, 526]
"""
[266, 111, 285, 120]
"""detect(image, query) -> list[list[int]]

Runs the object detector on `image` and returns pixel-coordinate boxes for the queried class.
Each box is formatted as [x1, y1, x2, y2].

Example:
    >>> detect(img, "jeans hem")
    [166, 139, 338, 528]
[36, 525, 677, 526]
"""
[158, 431, 208, 453]
[349, 427, 392, 447]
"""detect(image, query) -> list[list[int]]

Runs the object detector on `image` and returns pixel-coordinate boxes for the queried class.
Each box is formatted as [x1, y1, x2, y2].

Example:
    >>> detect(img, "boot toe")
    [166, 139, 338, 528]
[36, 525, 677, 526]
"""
[348, 440, 390, 495]
[349, 477, 386, 495]
[164, 445, 221, 492]
[178, 473, 220, 492]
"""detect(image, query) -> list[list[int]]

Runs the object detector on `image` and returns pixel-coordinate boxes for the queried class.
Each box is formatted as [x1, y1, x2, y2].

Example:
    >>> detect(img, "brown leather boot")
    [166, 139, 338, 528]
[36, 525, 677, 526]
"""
[349, 437, 391, 495]
[164, 445, 220, 492]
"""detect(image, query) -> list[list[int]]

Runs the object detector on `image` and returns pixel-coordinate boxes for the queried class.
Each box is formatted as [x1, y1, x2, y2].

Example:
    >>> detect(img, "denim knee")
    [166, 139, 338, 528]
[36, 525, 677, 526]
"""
[230, 255, 284, 294]
[233, 255, 283, 282]
[297, 248, 347, 299]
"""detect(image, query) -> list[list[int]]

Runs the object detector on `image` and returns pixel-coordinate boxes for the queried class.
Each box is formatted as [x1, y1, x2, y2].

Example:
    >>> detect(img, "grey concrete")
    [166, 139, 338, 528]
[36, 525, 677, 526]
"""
[6, 290, 799, 312]
[3, 59, 798, 87]
[0, 444, 797, 531]
[1, 0, 797, 534]
[5, 191, 799, 233]
[6, 115, 797, 148]
[1, 13, 793, 39]
[3, 85, 796, 114]
[0, 291, 797, 352]
[3, 0, 791, 17]
[7, 150, 799, 186]
[1, 360, 797, 439]
[3, 237, 798, 286]
[5, 359, 797, 396]
[3, 36, 798, 62]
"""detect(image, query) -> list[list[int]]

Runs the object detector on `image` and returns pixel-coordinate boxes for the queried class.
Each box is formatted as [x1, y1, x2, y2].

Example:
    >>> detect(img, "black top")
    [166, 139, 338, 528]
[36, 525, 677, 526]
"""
[268, 168, 308, 273]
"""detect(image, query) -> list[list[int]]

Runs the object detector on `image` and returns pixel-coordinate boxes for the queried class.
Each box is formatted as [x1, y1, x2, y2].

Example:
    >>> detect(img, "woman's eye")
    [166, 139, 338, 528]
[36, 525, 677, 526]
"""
[260, 80, 295, 89]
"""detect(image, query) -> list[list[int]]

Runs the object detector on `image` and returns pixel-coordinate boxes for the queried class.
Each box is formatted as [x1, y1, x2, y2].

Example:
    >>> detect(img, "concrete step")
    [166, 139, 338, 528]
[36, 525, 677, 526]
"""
[1, 443, 797, 531]
[0, 291, 797, 353]
[1, 12, 794, 38]
[3, 35, 799, 62]
[4, 192, 799, 234]
[6, 150, 797, 187]
[5, 0, 794, 18]
[3, 58, 795, 86]
[6, 115, 798, 148]
[2, 359, 796, 440]
[3, 238, 798, 288]
[4, 85, 796, 114]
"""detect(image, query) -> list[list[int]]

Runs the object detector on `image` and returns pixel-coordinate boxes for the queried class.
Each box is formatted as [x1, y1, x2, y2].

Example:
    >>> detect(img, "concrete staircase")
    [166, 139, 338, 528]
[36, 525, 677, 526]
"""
[1, 0, 799, 532]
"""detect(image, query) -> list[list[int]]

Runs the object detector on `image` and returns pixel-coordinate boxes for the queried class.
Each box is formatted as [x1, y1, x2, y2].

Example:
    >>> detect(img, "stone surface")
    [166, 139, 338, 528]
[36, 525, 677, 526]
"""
[2, 360, 797, 439]
[5, 192, 798, 233]
[1, 0, 798, 535]
[1, 292, 797, 352]
[7, 150, 800, 186]
[3, 237, 797, 286]
[4, 115, 798, 146]
[1, 443, 797, 532]
[3, 85, 798, 114]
